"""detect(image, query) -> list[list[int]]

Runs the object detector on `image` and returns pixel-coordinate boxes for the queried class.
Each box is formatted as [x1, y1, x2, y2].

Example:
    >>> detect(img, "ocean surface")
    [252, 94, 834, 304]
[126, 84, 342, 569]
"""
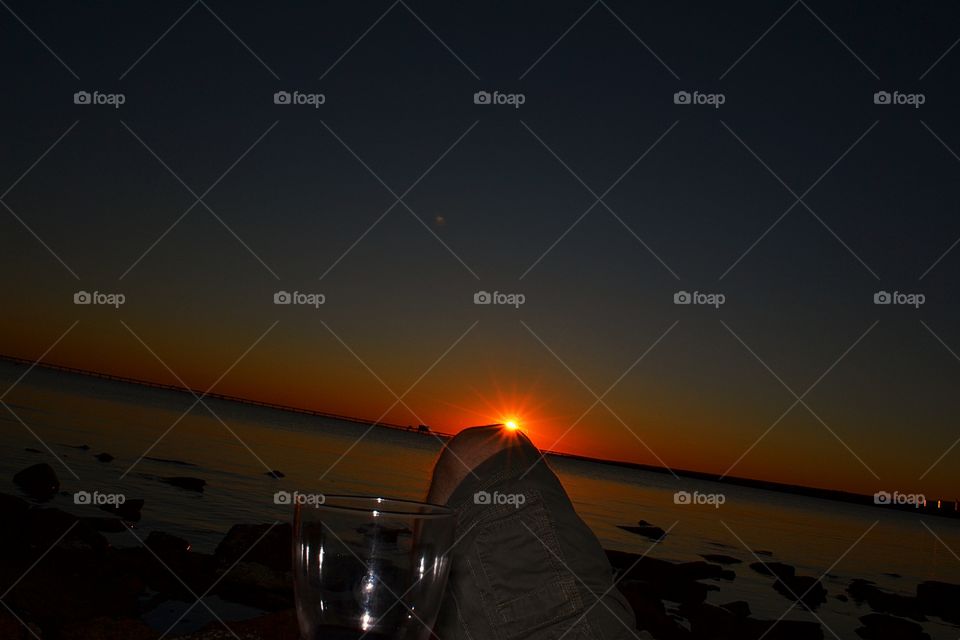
[1, 361, 959, 639]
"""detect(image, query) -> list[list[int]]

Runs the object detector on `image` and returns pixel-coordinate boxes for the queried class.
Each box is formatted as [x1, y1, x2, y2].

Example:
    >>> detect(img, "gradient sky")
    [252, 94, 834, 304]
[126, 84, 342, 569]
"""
[2, 2, 959, 497]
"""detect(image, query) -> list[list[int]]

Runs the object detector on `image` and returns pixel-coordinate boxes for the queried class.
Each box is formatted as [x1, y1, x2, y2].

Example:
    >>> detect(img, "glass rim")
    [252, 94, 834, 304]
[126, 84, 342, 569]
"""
[297, 494, 455, 518]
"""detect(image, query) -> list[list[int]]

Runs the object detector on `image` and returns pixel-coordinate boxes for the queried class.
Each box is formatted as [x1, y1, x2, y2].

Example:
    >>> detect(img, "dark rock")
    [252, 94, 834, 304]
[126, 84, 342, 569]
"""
[721, 600, 751, 618]
[60, 616, 159, 639]
[679, 601, 736, 638]
[94, 452, 115, 463]
[741, 618, 824, 640]
[144, 456, 196, 467]
[214, 561, 293, 611]
[24, 447, 42, 453]
[916, 580, 960, 624]
[145, 531, 191, 557]
[616, 581, 687, 639]
[773, 575, 827, 610]
[26, 507, 110, 553]
[0, 611, 42, 639]
[618, 520, 666, 541]
[265, 470, 285, 478]
[160, 476, 206, 492]
[855, 613, 931, 639]
[754, 549, 774, 556]
[62, 444, 91, 450]
[848, 578, 925, 621]
[606, 550, 721, 604]
[99, 498, 144, 522]
[190, 609, 299, 640]
[216, 523, 293, 573]
[750, 561, 796, 580]
[700, 553, 742, 565]
[81, 517, 126, 533]
[13, 462, 60, 500]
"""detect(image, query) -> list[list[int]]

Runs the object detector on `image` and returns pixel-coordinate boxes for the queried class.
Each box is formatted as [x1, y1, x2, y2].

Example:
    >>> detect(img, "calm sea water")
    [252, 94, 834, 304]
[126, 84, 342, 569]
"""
[2, 362, 958, 639]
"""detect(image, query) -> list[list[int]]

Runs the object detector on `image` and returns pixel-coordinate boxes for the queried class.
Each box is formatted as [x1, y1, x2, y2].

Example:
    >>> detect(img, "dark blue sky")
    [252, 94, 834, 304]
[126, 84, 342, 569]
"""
[2, 1, 959, 495]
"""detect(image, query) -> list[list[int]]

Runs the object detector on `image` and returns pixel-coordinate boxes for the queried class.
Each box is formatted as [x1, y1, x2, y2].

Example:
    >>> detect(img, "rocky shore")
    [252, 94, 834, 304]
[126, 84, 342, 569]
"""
[4, 463, 958, 640]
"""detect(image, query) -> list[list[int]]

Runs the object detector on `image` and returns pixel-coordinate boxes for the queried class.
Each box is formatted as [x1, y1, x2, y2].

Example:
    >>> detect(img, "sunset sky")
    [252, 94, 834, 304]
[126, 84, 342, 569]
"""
[2, 2, 959, 498]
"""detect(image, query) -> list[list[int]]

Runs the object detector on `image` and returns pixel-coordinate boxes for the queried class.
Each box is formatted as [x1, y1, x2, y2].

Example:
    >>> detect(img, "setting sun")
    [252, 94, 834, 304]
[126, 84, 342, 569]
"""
[504, 420, 519, 431]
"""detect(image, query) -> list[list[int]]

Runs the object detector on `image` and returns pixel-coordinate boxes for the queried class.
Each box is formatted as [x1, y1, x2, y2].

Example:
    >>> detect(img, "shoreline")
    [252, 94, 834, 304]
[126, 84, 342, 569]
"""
[1, 354, 956, 521]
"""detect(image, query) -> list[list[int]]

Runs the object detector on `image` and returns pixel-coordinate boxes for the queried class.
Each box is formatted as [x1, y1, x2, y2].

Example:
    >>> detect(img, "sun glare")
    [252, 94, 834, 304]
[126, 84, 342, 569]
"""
[504, 420, 519, 431]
